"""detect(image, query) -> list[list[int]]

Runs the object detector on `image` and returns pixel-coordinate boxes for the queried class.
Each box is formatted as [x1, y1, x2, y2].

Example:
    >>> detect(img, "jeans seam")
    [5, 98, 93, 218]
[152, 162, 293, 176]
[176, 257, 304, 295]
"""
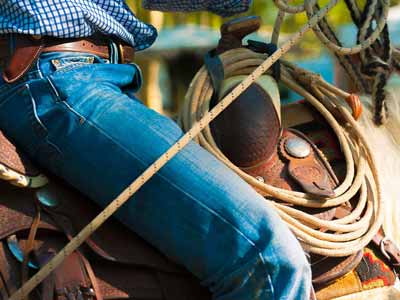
[258, 253, 276, 300]
[26, 83, 48, 135]
[45, 76, 87, 122]
[74, 117, 276, 298]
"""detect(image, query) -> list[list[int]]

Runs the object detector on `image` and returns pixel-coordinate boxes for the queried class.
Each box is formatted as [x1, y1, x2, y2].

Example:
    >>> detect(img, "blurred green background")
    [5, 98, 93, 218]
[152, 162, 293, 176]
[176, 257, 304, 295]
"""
[125, 0, 400, 116]
[127, 0, 400, 32]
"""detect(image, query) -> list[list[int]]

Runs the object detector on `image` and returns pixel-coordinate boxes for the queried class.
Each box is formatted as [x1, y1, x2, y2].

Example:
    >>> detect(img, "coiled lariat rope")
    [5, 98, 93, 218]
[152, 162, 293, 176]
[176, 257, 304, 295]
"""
[180, 48, 382, 257]
[8, 0, 386, 299]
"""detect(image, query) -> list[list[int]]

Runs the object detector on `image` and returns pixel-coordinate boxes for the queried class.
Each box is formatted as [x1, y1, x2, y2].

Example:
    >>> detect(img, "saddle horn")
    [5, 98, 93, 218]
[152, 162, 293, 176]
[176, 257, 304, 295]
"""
[209, 17, 336, 197]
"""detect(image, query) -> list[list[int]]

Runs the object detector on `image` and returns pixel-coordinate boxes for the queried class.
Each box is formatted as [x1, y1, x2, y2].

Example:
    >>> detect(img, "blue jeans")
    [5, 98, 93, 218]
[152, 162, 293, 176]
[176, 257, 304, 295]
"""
[0, 52, 311, 300]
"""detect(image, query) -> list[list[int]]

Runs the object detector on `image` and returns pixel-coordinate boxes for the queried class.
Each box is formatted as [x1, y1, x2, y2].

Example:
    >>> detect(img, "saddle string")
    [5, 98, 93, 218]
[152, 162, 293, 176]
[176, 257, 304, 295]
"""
[21, 204, 41, 300]
[181, 48, 382, 257]
[8, 1, 378, 299]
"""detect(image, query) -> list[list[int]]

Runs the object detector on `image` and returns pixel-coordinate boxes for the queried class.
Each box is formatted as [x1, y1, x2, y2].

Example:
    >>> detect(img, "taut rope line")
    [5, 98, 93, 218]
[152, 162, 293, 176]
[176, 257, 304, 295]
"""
[9, 1, 360, 299]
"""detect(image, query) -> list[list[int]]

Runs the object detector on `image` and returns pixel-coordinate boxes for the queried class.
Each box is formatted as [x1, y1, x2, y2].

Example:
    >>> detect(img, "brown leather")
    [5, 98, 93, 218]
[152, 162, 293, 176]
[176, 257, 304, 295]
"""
[0, 178, 211, 300]
[242, 129, 337, 198]
[312, 250, 364, 287]
[79, 253, 103, 300]
[372, 230, 400, 273]
[280, 129, 338, 197]
[1, 35, 135, 83]
[2, 35, 44, 83]
[53, 251, 93, 300]
[207, 68, 361, 289]
[0, 127, 203, 300]
[0, 36, 9, 70]
[0, 241, 20, 297]
[44, 37, 135, 62]
[345, 94, 363, 120]
[210, 82, 281, 168]
[216, 16, 261, 54]
[21, 203, 41, 299]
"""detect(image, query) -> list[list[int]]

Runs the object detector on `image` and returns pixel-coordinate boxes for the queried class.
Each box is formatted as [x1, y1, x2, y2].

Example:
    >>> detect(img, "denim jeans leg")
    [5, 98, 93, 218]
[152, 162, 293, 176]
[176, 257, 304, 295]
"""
[0, 55, 311, 300]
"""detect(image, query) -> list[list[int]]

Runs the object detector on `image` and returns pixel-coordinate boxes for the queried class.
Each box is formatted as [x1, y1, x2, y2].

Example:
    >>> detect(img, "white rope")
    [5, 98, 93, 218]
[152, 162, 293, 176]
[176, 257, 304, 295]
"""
[180, 49, 382, 257]
[305, 0, 389, 55]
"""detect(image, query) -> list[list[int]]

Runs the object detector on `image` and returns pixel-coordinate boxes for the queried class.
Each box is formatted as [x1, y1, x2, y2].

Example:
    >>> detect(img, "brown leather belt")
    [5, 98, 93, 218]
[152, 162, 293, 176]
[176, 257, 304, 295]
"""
[0, 35, 135, 83]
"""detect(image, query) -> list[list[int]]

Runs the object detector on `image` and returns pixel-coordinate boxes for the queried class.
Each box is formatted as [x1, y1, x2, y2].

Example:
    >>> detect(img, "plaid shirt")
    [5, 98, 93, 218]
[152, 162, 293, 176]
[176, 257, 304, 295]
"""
[0, 0, 251, 51]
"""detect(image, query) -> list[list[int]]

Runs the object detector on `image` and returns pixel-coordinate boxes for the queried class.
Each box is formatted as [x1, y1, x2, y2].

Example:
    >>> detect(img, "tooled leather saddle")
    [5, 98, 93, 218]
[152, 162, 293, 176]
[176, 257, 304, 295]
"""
[205, 16, 400, 299]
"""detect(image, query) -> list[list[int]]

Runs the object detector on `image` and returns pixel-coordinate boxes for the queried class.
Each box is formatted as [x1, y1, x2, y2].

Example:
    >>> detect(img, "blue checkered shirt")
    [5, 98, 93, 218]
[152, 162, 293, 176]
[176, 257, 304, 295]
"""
[0, 0, 251, 51]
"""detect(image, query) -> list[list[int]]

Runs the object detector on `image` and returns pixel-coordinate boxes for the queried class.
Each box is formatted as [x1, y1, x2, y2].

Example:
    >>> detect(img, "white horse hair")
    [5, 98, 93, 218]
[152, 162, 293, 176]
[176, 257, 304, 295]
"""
[357, 80, 400, 246]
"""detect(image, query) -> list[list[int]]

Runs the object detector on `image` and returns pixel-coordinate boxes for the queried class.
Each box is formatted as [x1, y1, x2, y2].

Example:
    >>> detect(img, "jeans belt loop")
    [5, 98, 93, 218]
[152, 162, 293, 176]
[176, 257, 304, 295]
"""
[108, 40, 119, 64]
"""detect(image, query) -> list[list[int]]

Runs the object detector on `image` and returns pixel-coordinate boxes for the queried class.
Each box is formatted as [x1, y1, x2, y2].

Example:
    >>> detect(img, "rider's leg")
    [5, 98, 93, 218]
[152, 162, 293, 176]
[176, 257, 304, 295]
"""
[0, 53, 311, 300]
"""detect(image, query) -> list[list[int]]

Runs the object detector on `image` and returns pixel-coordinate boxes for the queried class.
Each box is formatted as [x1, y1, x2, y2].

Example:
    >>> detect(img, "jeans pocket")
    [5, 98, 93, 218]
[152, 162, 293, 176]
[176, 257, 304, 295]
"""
[51, 55, 96, 74]
[45, 75, 86, 121]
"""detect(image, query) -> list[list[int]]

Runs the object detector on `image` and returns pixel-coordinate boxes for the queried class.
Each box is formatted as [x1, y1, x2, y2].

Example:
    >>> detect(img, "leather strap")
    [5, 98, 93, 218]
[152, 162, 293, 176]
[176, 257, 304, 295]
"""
[35, 249, 56, 300]
[247, 40, 281, 81]
[78, 253, 103, 300]
[1, 35, 135, 84]
[21, 203, 41, 300]
[372, 229, 400, 275]
[44, 38, 135, 63]
[278, 129, 338, 197]
[312, 250, 364, 287]
[53, 251, 93, 300]
[204, 50, 225, 107]
[41, 205, 117, 262]
[0, 242, 20, 297]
